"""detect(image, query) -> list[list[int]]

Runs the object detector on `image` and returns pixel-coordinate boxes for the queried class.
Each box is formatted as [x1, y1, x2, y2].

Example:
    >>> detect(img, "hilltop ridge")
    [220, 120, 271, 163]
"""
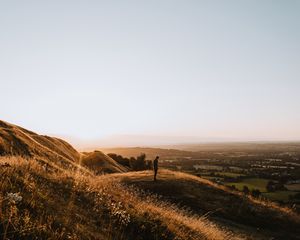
[0, 120, 125, 173]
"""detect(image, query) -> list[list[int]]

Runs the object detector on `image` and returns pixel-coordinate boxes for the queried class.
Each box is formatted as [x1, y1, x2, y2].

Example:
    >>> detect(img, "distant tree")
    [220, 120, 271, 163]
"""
[108, 153, 130, 168]
[145, 160, 153, 170]
[129, 153, 150, 171]
[129, 157, 137, 170]
[229, 185, 237, 190]
[107, 153, 118, 160]
[243, 186, 250, 195]
[278, 175, 289, 185]
[289, 192, 300, 201]
[135, 153, 147, 170]
[251, 189, 261, 198]
[266, 180, 275, 192]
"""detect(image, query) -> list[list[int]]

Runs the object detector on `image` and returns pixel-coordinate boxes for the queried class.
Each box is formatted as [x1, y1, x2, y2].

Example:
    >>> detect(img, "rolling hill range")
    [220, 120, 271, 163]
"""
[0, 120, 299, 239]
[0, 120, 125, 174]
[101, 143, 300, 160]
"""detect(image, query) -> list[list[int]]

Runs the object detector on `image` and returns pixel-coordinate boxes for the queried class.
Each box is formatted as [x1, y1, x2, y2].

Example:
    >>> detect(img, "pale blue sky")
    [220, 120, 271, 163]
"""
[1, 1, 299, 143]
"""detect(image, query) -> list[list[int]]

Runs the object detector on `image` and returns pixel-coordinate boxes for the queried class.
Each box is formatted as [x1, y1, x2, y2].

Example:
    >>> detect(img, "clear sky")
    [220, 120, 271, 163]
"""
[1, 1, 299, 144]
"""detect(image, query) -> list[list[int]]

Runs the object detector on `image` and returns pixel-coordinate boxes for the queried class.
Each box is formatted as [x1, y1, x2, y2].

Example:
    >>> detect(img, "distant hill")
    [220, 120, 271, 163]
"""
[81, 150, 128, 173]
[101, 147, 194, 160]
[101, 143, 300, 160]
[168, 142, 300, 152]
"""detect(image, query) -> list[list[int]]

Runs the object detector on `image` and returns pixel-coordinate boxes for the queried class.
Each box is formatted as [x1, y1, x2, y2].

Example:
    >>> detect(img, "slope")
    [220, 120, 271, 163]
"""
[113, 170, 300, 240]
[0, 156, 238, 240]
[81, 150, 128, 173]
[0, 120, 124, 174]
[0, 120, 84, 171]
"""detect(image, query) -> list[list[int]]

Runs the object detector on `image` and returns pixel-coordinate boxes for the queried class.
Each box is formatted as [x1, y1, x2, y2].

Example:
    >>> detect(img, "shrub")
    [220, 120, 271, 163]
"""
[243, 186, 250, 195]
[108, 153, 130, 168]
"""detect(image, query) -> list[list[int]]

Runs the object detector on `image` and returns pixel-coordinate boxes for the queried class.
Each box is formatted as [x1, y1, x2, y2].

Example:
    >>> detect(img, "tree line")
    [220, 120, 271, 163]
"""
[108, 153, 153, 171]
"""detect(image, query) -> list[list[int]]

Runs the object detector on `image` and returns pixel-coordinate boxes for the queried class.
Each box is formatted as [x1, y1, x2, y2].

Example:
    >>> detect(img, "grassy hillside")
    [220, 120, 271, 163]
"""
[0, 120, 124, 175]
[0, 120, 82, 172]
[2, 156, 299, 239]
[0, 120, 79, 161]
[0, 156, 236, 240]
[0, 120, 237, 239]
[113, 170, 300, 240]
[81, 150, 128, 173]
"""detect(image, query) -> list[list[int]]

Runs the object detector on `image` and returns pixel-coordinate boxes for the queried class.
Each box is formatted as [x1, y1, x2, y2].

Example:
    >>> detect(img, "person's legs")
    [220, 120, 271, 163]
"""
[154, 169, 157, 181]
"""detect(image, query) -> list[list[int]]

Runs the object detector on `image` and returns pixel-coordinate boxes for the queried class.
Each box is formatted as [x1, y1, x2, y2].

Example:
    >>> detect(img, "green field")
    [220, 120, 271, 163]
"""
[215, 172, 245, 178]
[202, 176, 224, 181]
[262, 191, 298, 202]
[225, 178, 270, 192]
[225, 178, 299, 202]
[285, 183, 300, 191]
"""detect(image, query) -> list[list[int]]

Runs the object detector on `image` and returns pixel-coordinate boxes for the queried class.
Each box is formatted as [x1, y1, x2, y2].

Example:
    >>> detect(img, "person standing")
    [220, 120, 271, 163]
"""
[153, 156, 159, 181]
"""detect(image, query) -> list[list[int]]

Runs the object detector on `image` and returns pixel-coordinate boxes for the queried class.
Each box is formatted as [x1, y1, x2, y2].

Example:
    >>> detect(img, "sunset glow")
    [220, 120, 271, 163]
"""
[1, 1, 299, 145]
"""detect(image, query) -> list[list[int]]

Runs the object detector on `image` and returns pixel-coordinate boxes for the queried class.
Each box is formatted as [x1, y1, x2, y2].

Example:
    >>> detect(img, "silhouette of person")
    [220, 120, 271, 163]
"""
[153, 156, 159, 181]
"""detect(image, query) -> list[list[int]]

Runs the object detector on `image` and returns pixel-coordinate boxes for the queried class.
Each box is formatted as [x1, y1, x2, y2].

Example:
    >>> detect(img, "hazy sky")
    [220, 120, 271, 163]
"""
[1, 1, 300, 143]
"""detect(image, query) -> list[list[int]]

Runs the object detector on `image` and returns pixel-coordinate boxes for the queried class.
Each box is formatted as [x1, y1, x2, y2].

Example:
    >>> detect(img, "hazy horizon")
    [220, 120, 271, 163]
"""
[1, 1, 300, 143]
[55, 133, 300, 150]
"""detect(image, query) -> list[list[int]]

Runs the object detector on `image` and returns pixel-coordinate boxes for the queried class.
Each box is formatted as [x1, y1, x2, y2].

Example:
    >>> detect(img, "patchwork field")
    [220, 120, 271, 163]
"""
[225, 178, 270, 192]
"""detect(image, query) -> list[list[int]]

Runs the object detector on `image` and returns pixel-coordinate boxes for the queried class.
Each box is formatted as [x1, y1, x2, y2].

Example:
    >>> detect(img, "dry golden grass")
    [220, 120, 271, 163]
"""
[1, 155, 299, 239]
[112, 169, 300, 239]
[164, 169, 299, 217]
[81, 151, 128, 174]
[0, 156, 239, 240]
[0, 120, 128, 176]
[0, 120, 81, 171]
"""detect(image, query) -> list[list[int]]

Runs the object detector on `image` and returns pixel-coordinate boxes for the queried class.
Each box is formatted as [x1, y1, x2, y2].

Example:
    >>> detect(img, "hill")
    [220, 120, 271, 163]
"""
[81, 150, 128, 173]
[0, 120, 82, 171]
[0, 120, 124, 174]
[0, 120, 236, 239]
[0, 120, 79, 161]
[112, 170, 300, 240]
[0, 156, 238, 240]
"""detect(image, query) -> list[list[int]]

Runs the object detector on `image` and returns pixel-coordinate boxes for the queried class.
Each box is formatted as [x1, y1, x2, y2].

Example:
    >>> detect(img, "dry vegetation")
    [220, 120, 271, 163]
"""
[81, 151, 128, 174]
[1, 120, 299, 239]
[114, 170, 300, 239]
[0, 156, 238, 240]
